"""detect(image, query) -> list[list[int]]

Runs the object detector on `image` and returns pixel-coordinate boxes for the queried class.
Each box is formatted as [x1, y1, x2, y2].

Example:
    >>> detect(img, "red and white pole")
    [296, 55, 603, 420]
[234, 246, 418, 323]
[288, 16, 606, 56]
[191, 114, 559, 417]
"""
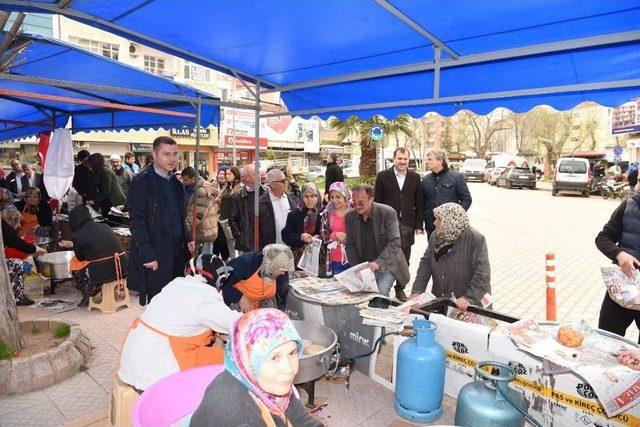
[545, 253, 557, 321]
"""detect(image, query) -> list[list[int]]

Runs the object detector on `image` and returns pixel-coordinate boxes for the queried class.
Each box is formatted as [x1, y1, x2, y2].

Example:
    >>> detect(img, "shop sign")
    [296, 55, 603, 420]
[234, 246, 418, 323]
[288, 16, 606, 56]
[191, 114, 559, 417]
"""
[170, 126, 210, 139]
[223, 135, 268, 149]
[131, 143, 153, 153]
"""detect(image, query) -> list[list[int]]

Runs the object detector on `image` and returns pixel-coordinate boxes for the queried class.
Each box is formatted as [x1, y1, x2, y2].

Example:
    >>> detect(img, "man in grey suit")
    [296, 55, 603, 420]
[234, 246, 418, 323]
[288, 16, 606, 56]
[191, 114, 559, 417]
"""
[345, 184, 410, 298]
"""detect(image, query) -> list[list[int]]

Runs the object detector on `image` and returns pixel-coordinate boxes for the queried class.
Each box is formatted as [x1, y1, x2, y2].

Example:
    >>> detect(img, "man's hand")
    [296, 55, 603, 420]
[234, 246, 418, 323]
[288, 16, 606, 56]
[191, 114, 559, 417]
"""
[301, 233, 313, 244]
[239, 295, 253, 313]
[143, 260, 158, 271]
[58, 240, 73, 249]
[188, 241, 195, 254]
[455, 296, 471, 311]
[616, 251, 640, 278]
[415, 229, 424, 235]
[617, 350, 640, 370]
[368, 262, 379, 271]
[335, 232, 347, 243]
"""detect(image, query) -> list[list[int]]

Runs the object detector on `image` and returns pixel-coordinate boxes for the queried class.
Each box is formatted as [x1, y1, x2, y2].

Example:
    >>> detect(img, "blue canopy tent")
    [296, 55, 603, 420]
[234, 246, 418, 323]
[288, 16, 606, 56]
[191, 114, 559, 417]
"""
[0, 32, 220, 142]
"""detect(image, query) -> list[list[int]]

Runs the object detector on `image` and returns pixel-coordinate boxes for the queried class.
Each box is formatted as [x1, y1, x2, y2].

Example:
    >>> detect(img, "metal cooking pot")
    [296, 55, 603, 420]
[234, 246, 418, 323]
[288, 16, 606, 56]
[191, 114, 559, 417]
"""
[35, 237, 54, 252]
[36, 251, 75, 279]
[293, 320, 338, 384]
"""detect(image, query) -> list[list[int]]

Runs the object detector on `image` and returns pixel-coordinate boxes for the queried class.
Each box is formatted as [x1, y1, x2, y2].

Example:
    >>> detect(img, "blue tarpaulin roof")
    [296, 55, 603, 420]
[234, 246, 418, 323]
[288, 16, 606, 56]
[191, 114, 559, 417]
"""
[0, 31, 219, 141]
[1, 1, 640, 120]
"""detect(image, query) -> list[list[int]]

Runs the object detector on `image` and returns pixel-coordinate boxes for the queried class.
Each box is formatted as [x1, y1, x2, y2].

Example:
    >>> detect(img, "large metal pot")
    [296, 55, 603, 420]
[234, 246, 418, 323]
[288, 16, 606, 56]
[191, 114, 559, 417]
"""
[35, 237, 54, 252]
[292, 320, 338, 384]
[36, 251, 75, 279]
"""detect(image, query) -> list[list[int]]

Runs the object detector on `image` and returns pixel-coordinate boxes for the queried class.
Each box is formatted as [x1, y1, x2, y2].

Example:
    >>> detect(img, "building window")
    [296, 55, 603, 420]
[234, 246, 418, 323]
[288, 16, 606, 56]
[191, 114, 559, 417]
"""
[183, 60, 211, 82]
[69, 37, 119, 60]
[144, 55, 166, 75]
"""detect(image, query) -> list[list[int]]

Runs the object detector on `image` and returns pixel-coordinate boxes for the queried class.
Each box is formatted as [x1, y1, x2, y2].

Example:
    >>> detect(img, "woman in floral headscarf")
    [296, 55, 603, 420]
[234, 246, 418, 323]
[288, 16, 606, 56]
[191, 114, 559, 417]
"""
[282, 183, 322, 265]
[410, 202, 491, 312]
[320, 181, 352, 274]
[191, 309, 322, 427]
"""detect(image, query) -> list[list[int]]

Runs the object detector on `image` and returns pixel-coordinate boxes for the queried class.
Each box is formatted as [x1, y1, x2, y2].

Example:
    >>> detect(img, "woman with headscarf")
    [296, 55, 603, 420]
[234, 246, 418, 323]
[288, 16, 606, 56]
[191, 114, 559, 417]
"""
[320, 181, 352, 274]
[2, 206, 46, 305]
[410, 202, 491, 311]
[190, 308, 322, 427]
[14, 187, 43, 236]
[222, 244, 295, 313]
[281, 183, 322, 265]
[628, 161, 639, 189]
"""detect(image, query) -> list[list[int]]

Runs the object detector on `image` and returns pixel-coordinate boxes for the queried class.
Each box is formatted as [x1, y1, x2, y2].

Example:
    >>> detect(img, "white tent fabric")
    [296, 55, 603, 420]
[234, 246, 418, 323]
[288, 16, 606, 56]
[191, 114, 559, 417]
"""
[43, 128, 74, 201]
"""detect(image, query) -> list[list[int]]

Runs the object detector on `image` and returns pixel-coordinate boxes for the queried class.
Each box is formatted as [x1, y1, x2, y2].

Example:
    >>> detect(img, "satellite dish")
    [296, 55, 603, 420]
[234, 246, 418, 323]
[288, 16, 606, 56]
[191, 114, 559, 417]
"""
[370, 126, 384, 141]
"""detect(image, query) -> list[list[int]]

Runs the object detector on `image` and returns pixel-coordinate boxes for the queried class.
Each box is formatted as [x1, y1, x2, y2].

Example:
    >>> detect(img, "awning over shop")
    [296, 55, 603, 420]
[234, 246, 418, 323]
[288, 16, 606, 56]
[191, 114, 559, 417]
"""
[0, 31, 220, 142]
[2, 1, 639, 120]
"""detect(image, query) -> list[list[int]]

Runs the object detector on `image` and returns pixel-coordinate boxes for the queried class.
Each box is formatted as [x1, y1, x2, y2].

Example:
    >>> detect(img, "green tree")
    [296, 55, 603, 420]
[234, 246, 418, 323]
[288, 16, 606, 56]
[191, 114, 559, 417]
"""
[329, 114, 415, 179]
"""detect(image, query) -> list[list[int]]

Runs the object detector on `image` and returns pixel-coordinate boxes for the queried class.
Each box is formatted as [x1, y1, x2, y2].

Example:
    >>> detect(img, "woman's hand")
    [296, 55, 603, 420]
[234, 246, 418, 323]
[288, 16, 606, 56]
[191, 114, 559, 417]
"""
[301, 233, 313, 244]
[616, 251, 640, 278]
[617, 350, 640, 370]
[239, 295, 253, 313]
[335, 232, 346, 243]
[59, 240, 73, 249]
[35, 246, 47, 256]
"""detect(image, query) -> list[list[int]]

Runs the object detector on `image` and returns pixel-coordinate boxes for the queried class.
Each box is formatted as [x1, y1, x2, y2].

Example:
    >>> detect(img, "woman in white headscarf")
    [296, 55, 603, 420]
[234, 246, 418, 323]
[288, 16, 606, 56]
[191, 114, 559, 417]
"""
[410, 202, 491, 311]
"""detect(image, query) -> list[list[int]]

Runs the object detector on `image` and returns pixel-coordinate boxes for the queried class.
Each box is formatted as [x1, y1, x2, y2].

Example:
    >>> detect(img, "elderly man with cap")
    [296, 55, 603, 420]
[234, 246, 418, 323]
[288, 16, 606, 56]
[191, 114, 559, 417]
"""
[324, 152, 344, 203]
[117, 253, 240, 391]
[110, 154, 134, 197]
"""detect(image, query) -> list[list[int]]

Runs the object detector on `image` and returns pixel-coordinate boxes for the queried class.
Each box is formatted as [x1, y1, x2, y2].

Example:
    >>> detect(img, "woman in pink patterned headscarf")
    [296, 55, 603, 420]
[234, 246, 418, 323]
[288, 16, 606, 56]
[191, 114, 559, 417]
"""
[320, 181, 352, 274]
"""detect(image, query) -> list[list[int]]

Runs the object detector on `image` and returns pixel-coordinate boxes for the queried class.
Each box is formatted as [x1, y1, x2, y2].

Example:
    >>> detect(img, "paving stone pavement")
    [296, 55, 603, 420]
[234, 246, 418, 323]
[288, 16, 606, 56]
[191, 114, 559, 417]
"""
[1, 181, 636, 426]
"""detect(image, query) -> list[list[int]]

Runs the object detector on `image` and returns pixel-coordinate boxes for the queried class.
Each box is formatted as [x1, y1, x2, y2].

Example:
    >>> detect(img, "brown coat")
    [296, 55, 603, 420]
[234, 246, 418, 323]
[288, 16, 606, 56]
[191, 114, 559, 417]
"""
[344, 202, 410, 285]
[186, 177, 219, 242]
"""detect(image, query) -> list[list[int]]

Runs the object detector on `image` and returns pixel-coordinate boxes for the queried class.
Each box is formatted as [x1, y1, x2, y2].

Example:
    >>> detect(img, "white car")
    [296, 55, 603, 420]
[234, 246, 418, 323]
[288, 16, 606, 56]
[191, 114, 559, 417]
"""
[306, 165, 326, 181]
[340, 159, 360, 178]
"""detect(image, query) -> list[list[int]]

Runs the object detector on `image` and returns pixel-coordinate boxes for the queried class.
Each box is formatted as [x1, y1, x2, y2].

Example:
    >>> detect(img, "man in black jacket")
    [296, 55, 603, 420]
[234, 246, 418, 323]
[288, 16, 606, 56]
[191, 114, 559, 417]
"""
[229, 163, 266, 253]
[72, 150, 97, 204]
[595, 192, 640, 343]
[5, 158, 28, 200]
[374, 147, 423, 301]
[127, 137, 194, 305]
[324, 152, 344, 203]
[422, 149, 472, 236]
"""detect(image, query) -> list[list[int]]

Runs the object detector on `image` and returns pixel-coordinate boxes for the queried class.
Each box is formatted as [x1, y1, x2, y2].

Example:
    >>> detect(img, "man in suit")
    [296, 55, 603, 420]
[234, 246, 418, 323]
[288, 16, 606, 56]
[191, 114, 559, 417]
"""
[345, 184, 410, 298]
[257, 168, 298, 308]
[374, 147, 423, 301]
[5, 158, 28, 200]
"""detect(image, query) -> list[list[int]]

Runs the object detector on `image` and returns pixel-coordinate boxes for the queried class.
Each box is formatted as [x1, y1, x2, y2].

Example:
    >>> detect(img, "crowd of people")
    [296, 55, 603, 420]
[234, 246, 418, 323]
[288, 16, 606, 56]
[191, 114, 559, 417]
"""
[4, 136, 640, 425]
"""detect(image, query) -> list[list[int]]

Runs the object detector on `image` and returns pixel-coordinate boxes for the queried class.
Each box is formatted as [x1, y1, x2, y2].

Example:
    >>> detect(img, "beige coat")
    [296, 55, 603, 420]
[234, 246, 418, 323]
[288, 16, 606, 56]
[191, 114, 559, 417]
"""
[186, 177, 219, 242]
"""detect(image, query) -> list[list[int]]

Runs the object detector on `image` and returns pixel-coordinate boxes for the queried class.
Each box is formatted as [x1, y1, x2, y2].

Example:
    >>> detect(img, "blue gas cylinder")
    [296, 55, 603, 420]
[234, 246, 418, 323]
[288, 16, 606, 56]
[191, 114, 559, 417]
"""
[395, 319, 445, 423]
[455, 361, 527, 427]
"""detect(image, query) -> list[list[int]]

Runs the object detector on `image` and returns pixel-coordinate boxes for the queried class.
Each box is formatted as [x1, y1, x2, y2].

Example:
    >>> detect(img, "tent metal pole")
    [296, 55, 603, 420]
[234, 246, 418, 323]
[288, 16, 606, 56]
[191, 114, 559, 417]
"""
[433, 46, 441, 100]
[0, 73, 256, 110]
[253, 84, 261, 251]
[260, 78, 640, 118]
[371, 0, 459, 59]
[262, 29, 640, 94]
[191, 95, 201, 253]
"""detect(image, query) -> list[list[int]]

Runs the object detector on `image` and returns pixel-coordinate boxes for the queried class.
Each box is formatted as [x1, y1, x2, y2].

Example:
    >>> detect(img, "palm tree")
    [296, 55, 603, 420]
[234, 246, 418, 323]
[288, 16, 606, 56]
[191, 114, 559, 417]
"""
[329, 114, 415, 180]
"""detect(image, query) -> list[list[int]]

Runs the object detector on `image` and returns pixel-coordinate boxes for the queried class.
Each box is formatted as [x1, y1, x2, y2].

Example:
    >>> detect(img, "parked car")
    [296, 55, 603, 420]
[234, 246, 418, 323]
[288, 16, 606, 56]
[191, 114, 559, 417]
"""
[484, 163, 506, 185]
[340, 158, 360, 178]
[484, 155, 527, 185]
[461, 158, 487, 182]
[552, 157, 590, 197]
[496, 167, 537, 189]
[306, 165, 326, 181]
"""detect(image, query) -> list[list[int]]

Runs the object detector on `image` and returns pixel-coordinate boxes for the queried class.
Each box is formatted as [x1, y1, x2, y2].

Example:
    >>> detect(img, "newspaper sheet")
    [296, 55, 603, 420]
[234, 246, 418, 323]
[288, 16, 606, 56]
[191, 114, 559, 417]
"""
[357, 292, 435, 328]
[289, 276, 375, 305]
[297, 237, 323, 276]
[334, 262, 379, 293]
[506, 318, 640, 417]
[601, 265, 640, 309]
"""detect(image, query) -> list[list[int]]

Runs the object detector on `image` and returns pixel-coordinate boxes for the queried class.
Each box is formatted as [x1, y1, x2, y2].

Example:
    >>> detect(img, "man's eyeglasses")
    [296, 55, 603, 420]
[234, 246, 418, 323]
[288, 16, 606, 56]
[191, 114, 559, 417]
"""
[270, 179, 288, 184]
[354, 200, 370, 207]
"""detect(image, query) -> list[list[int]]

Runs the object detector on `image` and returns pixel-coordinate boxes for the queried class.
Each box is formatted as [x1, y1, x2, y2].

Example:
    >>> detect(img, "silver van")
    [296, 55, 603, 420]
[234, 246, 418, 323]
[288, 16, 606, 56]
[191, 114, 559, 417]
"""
[552, 158, 590, 197]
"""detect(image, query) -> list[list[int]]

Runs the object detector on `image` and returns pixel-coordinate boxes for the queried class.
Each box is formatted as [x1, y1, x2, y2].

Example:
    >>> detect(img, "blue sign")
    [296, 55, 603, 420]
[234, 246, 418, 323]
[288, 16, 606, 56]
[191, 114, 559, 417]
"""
[614, 144, 624, 156]
[370, 126, 384, 141]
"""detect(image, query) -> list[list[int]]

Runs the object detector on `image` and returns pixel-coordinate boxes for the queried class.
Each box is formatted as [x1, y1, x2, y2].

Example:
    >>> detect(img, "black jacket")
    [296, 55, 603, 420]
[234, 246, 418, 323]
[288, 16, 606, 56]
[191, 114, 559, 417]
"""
[69, 205, 128, 284]
[5, 172, 29, 197]
[595, 192, 640, 261]
[72, 163, 97, 202]
[374, 167, 424, 247]
[422, 168, 472, 233]
[190, 370, 322, 427]
[629, 169, 639, 189]
[324, 162, 344, 194]
[229, 185, 266, 252]
[258, 191, 298, 250]
[2, 219, 36, 255]
[281, 208, 322, 248]
[126, 166, 189, 301]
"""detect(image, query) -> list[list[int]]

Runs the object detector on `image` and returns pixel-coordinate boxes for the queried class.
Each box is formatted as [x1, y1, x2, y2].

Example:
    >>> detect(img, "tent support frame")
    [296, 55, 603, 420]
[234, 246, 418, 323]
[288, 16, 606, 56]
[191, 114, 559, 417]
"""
[253, 83, 261, 251]
[260, 78, 640, 118]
